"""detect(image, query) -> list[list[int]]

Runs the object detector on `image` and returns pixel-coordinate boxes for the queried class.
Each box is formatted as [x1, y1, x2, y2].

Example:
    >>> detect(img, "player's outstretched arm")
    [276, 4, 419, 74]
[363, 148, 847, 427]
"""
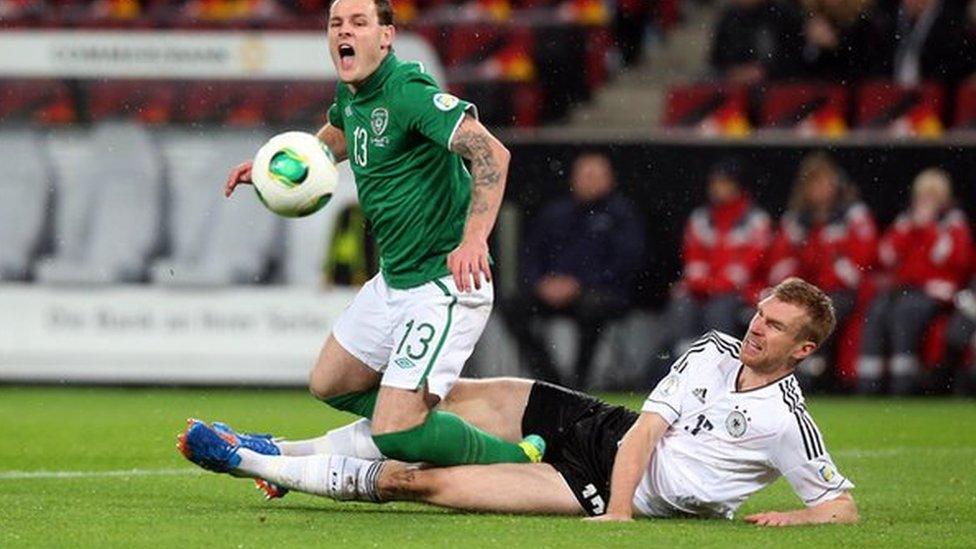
[224, 123, 348, 198]
[448, 114, 511, 292]
[315, 122, 349, 164]
[586, 412, 669, 522]
[744, 491, 859, 526]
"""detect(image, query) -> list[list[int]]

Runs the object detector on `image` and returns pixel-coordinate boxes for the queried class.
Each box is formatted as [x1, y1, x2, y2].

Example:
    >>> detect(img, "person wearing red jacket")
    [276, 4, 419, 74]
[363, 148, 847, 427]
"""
[857, 168, 974, 395]
[938, 261, 976, 395]
[767, 152, 878, 391]
[668, 158, 771, 354]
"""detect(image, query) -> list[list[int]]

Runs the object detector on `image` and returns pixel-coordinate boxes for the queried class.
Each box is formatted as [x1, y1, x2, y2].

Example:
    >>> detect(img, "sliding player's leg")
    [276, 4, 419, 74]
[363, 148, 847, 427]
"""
[180, 419, 577, 514]
[377, 461, 584, 515]
[216, 377, 534, 469]
[437, 377, 534, 443]
[179, 420, 383, 501]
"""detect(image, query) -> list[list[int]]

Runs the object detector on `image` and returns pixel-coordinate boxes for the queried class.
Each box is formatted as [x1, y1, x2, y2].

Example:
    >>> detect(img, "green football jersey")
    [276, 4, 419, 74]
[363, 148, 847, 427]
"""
[326, 53, 476, 289]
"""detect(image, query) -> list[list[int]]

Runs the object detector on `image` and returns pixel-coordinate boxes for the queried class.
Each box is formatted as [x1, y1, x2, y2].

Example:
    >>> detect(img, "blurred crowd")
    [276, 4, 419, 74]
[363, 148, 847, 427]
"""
[669, 153, 974, 396]
[514, 150, 976, 397]
[710, 0, 976, 89]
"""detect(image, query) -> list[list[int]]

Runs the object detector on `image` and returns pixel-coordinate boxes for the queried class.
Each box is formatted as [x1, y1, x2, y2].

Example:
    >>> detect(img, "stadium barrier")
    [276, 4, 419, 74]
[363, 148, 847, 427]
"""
[0, 285, 356, 385]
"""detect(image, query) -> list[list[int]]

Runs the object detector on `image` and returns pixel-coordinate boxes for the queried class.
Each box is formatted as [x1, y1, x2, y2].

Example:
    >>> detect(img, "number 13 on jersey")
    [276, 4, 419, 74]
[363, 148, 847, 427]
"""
[353, 126, 369, 167]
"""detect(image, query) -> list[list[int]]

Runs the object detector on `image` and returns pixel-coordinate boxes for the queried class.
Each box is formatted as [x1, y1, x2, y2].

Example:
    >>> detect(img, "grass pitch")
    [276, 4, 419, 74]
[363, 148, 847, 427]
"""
[1, 387, 974, 548]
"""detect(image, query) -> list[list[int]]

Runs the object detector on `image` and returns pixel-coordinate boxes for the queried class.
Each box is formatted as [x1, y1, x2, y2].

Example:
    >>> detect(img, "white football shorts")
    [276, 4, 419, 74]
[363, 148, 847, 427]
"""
[331, 272, 493, 398]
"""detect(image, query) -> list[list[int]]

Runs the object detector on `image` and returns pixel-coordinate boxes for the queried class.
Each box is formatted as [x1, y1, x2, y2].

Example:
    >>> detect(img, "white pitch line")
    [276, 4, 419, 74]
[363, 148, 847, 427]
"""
[834, 446, 976, 459]
[0, 468, 203, 480]
[2, 447, 974, 479]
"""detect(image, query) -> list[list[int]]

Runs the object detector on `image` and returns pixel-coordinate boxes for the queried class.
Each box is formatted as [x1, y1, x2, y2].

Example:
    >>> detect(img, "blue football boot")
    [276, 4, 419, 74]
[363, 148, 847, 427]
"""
[211, 421, 289, 500]
[176, 419, 241, 473]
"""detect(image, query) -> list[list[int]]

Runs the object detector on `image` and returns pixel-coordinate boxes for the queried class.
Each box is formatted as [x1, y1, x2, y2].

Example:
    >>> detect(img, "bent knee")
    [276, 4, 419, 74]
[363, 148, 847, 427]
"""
[370, 407, 428, 436]
[308, 364, 338, 400]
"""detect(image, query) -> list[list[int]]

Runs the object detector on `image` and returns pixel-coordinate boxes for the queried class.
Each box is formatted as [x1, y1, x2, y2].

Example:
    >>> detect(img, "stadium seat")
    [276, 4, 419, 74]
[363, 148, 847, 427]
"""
[0, 79, 76, 124]
[152, 129, 279, 286]
[663, 83, 750, 135]
[952, 81, 976, 129]
[758, 82, 848, 136]
[35, 123, 164, 284]
[266, 81, 334, 125]
[855, 80, 945, 136]
[0, 129, 52, 281]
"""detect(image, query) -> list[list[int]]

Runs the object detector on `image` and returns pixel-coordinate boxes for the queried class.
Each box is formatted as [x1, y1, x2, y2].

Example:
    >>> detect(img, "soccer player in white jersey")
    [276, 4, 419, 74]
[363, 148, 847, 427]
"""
[179, 278, 858, 525]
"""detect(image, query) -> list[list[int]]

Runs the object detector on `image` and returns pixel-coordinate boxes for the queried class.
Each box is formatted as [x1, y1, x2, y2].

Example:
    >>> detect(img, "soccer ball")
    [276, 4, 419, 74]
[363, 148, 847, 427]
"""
[251, 131, 337, 218]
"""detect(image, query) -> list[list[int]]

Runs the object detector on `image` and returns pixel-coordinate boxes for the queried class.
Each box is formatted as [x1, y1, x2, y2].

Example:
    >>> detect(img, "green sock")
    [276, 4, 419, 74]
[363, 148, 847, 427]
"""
[324, 388, 378, 418]
[371, 410, 530, 466]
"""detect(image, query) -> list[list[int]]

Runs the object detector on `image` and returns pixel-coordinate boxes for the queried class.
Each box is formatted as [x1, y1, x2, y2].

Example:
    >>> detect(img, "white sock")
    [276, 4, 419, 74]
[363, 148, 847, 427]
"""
[236, 449, 383, 502]
[275, 419, 382, 459]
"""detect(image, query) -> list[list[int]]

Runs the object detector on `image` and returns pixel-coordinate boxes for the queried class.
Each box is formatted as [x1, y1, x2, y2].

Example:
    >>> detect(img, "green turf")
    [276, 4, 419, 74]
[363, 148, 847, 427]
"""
[1, 388, 974, 548]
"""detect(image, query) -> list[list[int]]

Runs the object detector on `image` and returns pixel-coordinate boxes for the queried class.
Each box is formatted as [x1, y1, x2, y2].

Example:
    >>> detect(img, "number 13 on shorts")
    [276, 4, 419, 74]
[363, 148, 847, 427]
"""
[381, 277, 493, 398]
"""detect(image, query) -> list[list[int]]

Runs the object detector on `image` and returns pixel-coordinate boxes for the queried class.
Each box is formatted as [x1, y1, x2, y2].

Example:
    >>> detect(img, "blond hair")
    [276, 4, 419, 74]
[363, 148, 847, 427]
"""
[772, 277, 836, 346]
[912, 167, 953, 207]
[788, 151, 857, 214]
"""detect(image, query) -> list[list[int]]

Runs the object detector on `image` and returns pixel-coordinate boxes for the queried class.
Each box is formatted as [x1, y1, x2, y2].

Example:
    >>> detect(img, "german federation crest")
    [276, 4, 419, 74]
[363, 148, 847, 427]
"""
[371, 108, 389, 136]
[725, 410, 748, 438]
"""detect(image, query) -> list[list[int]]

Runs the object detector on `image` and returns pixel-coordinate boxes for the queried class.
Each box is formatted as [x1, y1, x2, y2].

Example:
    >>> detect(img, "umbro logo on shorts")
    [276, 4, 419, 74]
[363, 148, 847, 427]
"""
[394, 357, 417, 369]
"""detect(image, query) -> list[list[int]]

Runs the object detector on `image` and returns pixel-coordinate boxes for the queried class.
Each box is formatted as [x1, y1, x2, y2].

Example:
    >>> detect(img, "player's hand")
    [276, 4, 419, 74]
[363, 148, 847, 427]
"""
[584, 513, 633, 522]
[744, 511, 796, 527]
[447, 238, 491, 292]
[224, 160, 254, 197]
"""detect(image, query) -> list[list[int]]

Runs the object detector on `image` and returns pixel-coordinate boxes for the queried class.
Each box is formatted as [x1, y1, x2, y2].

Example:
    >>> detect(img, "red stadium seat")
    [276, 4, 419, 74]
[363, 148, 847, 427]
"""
[952, 80, 976, 129]
[855, 80, 945, 136]
[267, 81, 334, 126]
[442, 23, 505, 68]
[663, 83, 750, 135]
[759, 82, 848, 136]
[0, 79, 76, 124]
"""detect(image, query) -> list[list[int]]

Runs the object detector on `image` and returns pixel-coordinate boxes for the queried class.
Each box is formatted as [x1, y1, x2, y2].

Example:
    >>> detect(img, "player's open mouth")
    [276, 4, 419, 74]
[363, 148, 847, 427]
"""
[338, 44, 355, 71]
[745, 338, 762, 352]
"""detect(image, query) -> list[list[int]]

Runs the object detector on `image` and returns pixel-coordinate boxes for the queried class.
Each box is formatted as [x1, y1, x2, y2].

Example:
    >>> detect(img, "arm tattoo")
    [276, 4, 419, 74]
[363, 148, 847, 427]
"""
[451, 124, 502, 216]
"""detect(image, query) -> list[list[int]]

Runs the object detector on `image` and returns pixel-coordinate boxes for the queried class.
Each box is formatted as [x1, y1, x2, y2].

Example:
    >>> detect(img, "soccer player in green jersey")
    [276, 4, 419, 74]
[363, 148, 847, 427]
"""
[222, 0, 543, 467]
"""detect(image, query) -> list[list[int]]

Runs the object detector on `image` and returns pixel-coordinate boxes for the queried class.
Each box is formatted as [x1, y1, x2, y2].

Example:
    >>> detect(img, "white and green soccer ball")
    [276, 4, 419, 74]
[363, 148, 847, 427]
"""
[251, 131, 337, 218]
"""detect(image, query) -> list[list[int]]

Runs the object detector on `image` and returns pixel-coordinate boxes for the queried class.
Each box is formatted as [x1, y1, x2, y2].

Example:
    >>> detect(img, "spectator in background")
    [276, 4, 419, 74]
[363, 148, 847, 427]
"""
[935, 264, 976, 394]
[872, 0, 975, 86]
[502, 152, 644, 389]
[615, 0, 652, 67]
[768, 152, 878, 391]
[857, 168, 973, 395]
[668, 158, 771, 354]
[710, 0, 806, 85]
[800, 0, 887, 83]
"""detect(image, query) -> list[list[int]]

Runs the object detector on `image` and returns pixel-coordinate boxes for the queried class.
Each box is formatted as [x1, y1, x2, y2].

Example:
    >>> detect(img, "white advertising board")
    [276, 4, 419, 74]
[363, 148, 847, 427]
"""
[0, 30, 444, 83]
[0, 285, 357, 385]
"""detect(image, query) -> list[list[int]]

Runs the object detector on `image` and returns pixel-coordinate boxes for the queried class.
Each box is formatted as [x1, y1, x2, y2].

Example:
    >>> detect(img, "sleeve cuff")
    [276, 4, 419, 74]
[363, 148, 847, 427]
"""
[641, 398, 680, 424]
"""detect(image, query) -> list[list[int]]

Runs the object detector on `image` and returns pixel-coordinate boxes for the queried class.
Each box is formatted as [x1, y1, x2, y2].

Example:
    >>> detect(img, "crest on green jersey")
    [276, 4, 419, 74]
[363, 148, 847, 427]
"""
[371, 108, 389, 135]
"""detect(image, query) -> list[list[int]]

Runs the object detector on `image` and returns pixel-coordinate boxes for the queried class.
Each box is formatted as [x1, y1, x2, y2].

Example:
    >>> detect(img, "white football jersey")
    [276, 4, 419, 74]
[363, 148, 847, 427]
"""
[634, 331, 854, 519]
